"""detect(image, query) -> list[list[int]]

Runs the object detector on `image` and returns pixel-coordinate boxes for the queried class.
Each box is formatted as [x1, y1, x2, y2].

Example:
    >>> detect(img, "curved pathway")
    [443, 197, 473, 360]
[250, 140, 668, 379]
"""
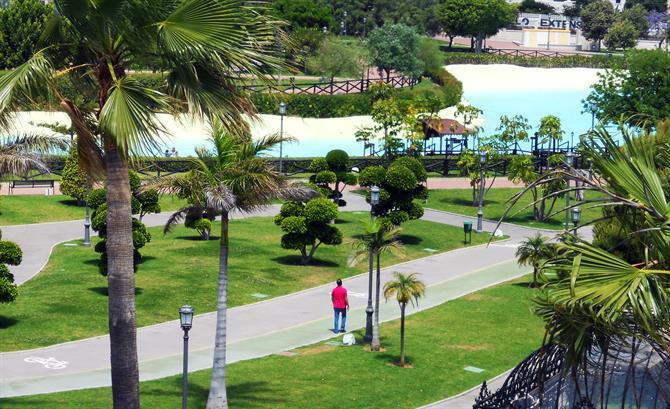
[0, 192, 588, 403]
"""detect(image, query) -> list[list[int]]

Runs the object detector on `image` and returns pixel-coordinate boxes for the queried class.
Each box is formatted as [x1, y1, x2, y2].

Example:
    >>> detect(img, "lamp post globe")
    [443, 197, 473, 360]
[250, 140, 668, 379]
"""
[572, 206, 581, 230]
[179, 305, 194, 409]
[564, 152, 575, 231]
[589, 102, 597, 130]
[477, 152, 487, 233]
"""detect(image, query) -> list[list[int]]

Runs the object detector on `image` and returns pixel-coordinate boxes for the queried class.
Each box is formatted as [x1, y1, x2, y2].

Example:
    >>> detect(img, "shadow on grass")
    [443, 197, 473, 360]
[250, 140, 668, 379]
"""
[398, 234, 423, 245]
[271, 255, 340, 267]
[57, 199, 84, 207]
[175, 235, 220, 241]
[0, 315, 18, 329]
[88, 287, 144, 296]
[440, 197, 480, 207]
[142, 377, 282, 408]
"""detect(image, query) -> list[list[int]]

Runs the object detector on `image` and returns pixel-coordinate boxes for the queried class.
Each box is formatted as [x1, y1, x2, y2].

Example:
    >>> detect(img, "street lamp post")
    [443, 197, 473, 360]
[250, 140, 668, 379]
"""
[477, 152, 487, 233]
[279, 102, 286, 174]
[179, 305, 194, 409]
[83, 175, 91, 246]
[343, 11, 347, 36]
[572, 206, 581, 234]
[589, 102, 597, 131]
[364, 185, 380, 343]
[363, 17, 367, 37]
[565, 152, 575, 231]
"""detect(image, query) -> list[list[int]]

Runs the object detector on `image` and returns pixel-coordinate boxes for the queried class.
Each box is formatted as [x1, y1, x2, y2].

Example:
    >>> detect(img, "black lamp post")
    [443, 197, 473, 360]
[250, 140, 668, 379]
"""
[364, 185, 380, 343]
[83, 175, 91, 246]
[343, 11, 347, 36]
[572, 206, 581, 233]
[279, 102, 286, 174]
[179, 305, 194, 409]
[477, 152, 487, 233]
[565, 152, 575, 231]
[589, 102, 597, 131]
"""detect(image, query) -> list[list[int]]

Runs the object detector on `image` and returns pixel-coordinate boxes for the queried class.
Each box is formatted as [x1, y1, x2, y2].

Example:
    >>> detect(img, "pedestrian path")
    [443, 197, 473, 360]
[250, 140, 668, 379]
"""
[0, 191, 583, 402]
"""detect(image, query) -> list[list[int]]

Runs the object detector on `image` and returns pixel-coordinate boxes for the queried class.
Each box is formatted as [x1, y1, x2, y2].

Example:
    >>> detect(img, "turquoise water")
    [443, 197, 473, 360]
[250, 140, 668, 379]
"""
[466, 89, 593, 151]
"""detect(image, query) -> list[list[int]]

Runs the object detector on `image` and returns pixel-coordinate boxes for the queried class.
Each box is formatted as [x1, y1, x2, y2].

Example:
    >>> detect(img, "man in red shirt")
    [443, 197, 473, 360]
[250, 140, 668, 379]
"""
[331, 279, 349, 333]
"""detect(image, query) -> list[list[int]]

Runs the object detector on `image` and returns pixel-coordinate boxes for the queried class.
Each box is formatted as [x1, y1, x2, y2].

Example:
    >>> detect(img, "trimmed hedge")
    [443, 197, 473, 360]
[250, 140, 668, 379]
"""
[443, 52, 618, 68]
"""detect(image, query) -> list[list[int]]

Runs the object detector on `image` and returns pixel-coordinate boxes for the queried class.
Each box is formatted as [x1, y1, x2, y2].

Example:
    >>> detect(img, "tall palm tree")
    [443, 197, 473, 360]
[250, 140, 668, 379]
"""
[515, 233, 554, 288]
[153, 123, 310, 409]
[383, 272, 425, 366]
[0, 2, 284, 407]
[349, 219, 405, 351]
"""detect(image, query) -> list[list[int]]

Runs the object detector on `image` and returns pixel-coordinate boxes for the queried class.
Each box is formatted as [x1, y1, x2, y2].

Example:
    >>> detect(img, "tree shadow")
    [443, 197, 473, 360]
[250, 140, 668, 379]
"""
[142, 377, 282, 408]
[84, 259, 101, 266]
[57, 198, 84, 207]
[334, 218, 352, 224]
[511, 281, 537, 289]
[175, 235, 220, 241]
[88, 287, 144, 296]
[440, 197, 480, 207]
[0, 315, 18, 329]
[271, 255, 340, 267]
[399, 234, 422, 245]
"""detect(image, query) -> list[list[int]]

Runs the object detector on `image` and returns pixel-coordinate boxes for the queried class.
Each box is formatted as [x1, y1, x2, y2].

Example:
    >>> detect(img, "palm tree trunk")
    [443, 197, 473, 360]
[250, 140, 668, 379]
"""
[371, 251, 381, 351]
[532, 266, 538, 288]
[105, 138, 140, 409]
[399, 303, 406, 366]
[207, 212, 230, 409]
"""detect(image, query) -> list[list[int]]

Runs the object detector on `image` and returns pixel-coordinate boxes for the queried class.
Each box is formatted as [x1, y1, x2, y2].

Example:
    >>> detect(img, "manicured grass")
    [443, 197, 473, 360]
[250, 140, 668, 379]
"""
[0, 195, 187, 226]
[0, 276, 543, 409]
[426, 188, 602, 230]
[0, 212, 493, 351]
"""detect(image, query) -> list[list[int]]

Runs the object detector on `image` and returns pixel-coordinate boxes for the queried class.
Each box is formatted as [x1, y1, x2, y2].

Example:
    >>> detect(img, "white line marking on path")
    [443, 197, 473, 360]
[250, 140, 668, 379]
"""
[24, 357, 68, 369]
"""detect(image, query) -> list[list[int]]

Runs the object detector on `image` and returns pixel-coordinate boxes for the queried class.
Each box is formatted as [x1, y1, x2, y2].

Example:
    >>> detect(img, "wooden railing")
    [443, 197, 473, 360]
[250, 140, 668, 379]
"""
[239, 75, 419, 96]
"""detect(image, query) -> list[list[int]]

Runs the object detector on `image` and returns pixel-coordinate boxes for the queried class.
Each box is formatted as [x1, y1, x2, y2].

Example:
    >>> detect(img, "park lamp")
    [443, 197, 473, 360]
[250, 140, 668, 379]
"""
[479, 152, 487, 165]
[572, 207, 581, 228]
[589, 102, 597, 114]
[370, 185, 381, 206]
[565, 151, 575, 167]
[179, 305, 194, 331]
[279, 101, 287, 116]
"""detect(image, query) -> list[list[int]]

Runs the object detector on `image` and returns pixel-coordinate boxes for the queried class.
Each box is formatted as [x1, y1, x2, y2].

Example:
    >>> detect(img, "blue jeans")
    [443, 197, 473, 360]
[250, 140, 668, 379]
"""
[334, 308, 347, 332]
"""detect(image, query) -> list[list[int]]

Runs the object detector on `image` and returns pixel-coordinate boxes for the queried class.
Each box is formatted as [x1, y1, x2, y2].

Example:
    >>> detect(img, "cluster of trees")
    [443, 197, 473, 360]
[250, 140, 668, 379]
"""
[436, 0, 517, 51]
[578, 0, 668, 50]
[586, 49, 670, 126]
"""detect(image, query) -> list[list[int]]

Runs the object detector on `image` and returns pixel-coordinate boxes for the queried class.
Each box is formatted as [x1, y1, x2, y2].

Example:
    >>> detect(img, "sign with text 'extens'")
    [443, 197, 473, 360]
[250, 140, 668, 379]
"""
[518, 13, 582, 30]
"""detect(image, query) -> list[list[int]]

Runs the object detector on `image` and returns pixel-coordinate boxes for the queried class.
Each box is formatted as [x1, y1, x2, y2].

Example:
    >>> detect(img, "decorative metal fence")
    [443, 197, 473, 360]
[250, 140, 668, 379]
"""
[239, 75, 418, 96]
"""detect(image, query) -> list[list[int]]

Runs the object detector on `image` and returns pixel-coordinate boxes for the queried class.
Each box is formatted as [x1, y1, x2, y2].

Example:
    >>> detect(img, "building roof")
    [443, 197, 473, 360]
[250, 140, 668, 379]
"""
[424, 118, 467, 137]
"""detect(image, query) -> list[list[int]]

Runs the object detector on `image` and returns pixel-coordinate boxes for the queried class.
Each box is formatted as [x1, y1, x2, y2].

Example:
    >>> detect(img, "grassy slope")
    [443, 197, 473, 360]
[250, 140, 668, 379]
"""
[0, 195, 186, 226]
[0, 212, 492, 351]
[1, 276, 543, 409]
[426, 188, 601, 230]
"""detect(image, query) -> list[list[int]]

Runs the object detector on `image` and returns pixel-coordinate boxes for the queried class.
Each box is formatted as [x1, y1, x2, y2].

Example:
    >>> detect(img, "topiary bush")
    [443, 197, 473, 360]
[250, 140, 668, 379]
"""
[0, 238, 22, 303]
[60, 145, 87, 205]
[308, 149, 357, 206]
[358, 157, 428, 227]
[274, 197, 343, 265]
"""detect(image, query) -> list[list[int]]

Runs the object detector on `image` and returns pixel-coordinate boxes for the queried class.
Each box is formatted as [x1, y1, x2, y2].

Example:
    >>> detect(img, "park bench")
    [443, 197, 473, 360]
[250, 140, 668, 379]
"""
[8, 179, 56, 195]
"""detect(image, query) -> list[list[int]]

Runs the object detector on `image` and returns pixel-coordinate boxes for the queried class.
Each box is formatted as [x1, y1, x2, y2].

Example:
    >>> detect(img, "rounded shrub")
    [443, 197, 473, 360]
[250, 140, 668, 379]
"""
[358, 165, 386, 187]
[325, 149, 350, 171]
[278, 201, 305, 219]
[317, 224, 343, 245]
[308, 158, 329, 173]
[0, 276, 18, 303]
[388, 210, 410, 225]
[392, 157, 427, 182]
[406, 202, 424, 220]
[315, 170, 336, 184]
[87, 188, 107, 209]
[128, 170, 141, 193]
[304, 198, 338, 223]
[280, 216, 308, 234]
[281, 232, 309, 250]
[385, 165, 418, 191]
[0, 241, 22, 265]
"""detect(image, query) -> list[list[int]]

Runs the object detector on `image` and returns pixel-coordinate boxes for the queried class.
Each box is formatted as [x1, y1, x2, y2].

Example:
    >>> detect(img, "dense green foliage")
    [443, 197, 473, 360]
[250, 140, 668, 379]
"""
[88, 171, 160, 276]
[586, 49, 670, 126]
[367, 24, 424, 80]
[307, 37, 368, 81]
[308, 150, 357, 205]
[443, 52, 617, 68]
[581, 0, 615, 48]
[272, 0, 333, 30]
[59, 146, 87, 204]
[0, 238, 21, 303]
[358, 157, 427, 227]
[274, 197, 343, 265]
[0, 0, 52, 69]
[604, 19, 640, 50]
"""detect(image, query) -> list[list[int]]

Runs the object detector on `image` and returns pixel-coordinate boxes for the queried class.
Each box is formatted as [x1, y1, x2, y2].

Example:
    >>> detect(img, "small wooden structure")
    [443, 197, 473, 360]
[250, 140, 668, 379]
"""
[422, 118, 470, 155]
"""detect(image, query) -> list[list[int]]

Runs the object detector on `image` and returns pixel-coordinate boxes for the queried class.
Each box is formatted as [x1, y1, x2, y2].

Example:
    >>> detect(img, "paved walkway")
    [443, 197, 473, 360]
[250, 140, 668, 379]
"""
[0, 191, 587, 403]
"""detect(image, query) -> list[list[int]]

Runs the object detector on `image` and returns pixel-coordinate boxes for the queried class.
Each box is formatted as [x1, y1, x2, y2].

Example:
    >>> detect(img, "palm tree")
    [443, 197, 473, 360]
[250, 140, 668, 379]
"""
[515, 233, 554, 288]
[349, 220, 405, 351]
[0, 2, 284, 407]
[0, 134, 66, 180]
[383, 272, 425, 366]
[153, 123, 311, 409]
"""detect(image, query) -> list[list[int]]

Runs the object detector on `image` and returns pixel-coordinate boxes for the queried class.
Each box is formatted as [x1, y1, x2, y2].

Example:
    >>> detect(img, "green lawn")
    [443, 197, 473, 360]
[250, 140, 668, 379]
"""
[0, 276, 543, 409]
[426, 188, 602, 230]
[0, 212, 493, 351]
[0, 195, 187, 226]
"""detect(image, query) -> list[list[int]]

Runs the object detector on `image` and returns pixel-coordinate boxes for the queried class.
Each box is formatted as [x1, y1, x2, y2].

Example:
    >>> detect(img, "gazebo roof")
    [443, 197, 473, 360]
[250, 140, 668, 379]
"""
[423, 118, 467, 136]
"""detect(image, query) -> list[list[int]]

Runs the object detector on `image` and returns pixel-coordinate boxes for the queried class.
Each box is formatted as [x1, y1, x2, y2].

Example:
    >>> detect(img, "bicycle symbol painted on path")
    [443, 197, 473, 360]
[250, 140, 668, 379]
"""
[24, 357, 69, 369]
